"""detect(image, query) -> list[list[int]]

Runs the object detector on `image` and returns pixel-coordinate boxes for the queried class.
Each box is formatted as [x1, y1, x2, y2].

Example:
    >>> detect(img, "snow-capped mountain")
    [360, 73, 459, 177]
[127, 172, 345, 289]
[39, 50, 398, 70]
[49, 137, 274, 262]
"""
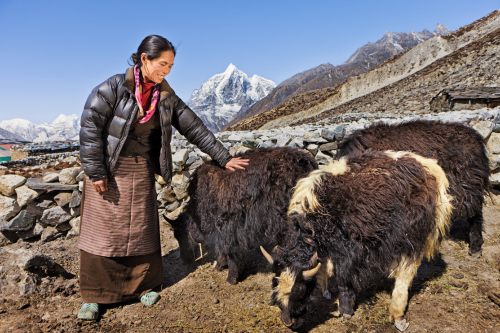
[0, 127, 29, 144]
[229, 25, 449, 126]
[0, 114, 80, 143]
[188, 64, 275, 132]
[346, 25, 449, 66]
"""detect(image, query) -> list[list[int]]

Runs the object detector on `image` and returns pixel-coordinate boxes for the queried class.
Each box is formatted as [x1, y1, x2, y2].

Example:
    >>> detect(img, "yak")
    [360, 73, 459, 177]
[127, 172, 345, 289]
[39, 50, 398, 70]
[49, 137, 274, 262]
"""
[335, 120, 490, 256]
[170, 147, 318, 284]
[261, 150, 453, 331]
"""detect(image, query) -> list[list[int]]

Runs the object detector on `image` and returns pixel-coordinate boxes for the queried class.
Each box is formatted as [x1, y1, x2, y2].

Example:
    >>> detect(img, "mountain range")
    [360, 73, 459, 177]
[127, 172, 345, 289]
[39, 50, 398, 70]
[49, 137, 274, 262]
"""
[227, 10, 499, 130]
[4, 12, 496, 142]
[226, 25, 449, 129]
[0, 114, 80, 143]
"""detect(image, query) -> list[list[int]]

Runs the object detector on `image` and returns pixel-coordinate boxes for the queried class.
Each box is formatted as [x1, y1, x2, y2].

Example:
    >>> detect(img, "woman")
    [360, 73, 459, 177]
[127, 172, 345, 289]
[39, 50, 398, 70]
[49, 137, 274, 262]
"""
[77, 35, 248, 320]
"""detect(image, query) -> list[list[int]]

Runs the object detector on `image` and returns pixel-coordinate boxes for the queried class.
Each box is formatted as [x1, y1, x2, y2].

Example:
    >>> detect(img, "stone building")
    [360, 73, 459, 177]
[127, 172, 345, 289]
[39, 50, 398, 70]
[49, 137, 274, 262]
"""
[430, 87, 500, 112]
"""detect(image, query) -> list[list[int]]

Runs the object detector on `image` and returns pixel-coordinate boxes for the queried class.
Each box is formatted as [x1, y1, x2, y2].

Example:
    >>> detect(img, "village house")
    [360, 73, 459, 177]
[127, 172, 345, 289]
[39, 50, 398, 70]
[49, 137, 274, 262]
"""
[430, 87, 500, 112]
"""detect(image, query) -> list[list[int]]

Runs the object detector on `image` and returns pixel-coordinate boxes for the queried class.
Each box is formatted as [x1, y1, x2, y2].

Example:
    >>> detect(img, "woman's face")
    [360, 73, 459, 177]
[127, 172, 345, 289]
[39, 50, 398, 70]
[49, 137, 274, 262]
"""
[141, 50, 175, 84]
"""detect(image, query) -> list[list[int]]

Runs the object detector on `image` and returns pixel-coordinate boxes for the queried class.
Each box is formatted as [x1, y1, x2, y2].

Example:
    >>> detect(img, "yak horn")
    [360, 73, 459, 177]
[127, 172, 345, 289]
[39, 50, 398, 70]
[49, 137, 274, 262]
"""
[260, 246, 274, 265]
[303, 263, 322, 280]
[309, 252, 318, 266]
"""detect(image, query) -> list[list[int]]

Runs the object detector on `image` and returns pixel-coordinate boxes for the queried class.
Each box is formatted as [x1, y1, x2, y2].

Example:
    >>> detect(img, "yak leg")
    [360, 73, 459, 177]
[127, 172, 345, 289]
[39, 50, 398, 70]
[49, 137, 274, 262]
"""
[468, 210, 484, 257]
[389, 258, 419, 332]
[226, 254, 240, 285]
[214, 254, 228, 271]
[317, 258, 334, 299]
[338, 284, 355, 317]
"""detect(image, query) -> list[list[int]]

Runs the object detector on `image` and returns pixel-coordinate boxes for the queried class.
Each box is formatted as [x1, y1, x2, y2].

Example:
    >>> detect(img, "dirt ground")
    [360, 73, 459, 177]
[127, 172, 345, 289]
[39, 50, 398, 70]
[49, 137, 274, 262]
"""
[0, 197, 499, 333]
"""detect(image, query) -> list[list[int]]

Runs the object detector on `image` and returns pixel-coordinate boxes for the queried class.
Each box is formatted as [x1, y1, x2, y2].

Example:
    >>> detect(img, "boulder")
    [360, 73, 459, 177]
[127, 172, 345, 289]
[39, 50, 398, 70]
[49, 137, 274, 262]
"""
[0, 195, 21, 220]
[58, 167, 81, 185]
[471, 120, 494, 140]
[69, 190, 81, 208]
[42, 173, 59, 183]
[26, 178, 78, 192]
[0, 209, 36, 232]
[54, 192, 72, 207]
[0, 174, 26, 196]
[15, 185, 40, 208]
[40, 206, 72, 227]
[66, 217, 80, 238]
[487, 132, 500, 154]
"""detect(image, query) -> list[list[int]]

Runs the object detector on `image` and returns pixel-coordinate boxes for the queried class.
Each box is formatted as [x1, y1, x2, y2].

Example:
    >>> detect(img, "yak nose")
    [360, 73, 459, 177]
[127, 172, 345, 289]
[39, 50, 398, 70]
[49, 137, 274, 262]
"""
[281, 310, 294, 327]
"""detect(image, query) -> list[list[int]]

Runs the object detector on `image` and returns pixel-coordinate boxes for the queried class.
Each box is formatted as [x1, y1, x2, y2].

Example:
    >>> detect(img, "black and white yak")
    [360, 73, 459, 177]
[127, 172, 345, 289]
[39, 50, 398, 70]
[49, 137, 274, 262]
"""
[260, 150, 453, 331]
[169, 147, 318, 284]
[335, 120, 490, 256]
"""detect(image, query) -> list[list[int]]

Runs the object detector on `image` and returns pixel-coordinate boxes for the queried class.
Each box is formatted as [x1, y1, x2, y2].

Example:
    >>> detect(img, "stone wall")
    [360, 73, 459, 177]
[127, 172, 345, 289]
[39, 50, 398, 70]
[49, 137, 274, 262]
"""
[1, 108, 499, 248]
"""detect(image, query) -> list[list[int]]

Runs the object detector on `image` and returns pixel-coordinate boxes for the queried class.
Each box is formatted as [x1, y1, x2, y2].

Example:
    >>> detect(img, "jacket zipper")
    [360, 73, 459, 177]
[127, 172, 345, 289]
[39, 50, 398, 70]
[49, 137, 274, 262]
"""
[110, 100, 138, 173]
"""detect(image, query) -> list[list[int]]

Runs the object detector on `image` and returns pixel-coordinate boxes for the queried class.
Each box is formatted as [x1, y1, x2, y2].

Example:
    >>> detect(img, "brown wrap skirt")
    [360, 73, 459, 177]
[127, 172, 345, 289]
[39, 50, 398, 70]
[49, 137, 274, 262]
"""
[78, 156, 163, 303]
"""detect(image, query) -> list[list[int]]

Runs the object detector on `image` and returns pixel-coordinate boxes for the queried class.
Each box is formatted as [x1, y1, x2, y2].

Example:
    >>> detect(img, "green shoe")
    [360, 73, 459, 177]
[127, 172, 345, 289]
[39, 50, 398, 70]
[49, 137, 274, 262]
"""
[140, 291, 160, 306]
[77, 303, 99, 320]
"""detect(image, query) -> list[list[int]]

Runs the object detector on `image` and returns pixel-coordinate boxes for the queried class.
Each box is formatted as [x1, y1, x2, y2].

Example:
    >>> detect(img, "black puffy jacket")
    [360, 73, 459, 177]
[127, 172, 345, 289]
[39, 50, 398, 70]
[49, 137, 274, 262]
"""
[79, 67, 231, 182]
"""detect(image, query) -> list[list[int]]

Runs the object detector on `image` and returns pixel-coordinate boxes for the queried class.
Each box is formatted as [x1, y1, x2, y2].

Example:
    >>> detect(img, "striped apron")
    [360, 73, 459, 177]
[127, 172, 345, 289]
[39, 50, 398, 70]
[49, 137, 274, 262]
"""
[78, 156, 163, 303]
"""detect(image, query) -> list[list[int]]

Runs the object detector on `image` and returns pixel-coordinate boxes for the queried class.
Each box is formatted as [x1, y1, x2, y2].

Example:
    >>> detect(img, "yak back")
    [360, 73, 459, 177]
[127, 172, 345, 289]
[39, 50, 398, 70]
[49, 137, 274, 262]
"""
[186, 147, 318, 253]
[336, 120, 489, 220]
[290, 150, 440, 290]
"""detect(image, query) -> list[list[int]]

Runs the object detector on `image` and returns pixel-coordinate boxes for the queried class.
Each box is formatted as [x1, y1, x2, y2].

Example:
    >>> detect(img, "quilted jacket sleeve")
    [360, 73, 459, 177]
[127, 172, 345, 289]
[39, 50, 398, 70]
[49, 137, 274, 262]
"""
[171, 94, 231, 167]
[79, 75, 119, 181]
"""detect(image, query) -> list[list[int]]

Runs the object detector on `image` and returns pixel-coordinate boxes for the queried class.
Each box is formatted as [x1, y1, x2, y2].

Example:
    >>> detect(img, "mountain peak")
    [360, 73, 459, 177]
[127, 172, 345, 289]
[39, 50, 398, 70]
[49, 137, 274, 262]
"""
[224, 63, 238, 75]
[0, 115, 80, 143]
[435, 24, 449, 35]
[188, 66, 275, 132]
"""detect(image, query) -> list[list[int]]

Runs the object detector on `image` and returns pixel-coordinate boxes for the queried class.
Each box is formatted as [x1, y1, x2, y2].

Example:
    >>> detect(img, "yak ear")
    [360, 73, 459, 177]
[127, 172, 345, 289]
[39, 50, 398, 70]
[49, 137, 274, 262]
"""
[260, 246, 274, 265]
[302, 263, 322, 280]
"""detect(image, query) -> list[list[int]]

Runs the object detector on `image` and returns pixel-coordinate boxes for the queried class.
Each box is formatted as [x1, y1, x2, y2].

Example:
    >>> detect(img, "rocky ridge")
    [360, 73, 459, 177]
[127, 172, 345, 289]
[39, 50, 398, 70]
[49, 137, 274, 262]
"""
[227, 11, 500, 131]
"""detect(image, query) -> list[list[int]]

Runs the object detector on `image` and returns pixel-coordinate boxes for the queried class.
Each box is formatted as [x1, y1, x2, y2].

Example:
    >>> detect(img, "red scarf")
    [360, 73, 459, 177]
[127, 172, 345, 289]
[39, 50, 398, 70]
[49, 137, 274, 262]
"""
[134, 65, 160, 123]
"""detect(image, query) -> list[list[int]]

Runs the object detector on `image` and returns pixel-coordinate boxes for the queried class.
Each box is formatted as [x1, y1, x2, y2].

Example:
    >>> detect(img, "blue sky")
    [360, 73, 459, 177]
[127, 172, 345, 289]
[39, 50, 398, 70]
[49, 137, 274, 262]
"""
[0, 0, 498, 123]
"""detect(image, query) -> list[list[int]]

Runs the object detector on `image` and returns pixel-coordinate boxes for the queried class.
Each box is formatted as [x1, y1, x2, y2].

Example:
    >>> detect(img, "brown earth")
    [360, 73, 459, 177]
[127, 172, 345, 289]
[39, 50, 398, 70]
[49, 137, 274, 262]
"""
[0, 196, 499, 333]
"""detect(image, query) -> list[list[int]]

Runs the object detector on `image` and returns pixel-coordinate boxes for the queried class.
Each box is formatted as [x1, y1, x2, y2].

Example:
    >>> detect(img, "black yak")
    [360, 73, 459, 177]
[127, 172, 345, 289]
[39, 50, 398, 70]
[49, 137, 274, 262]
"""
[335, 120, 489, 256]
[170, 147, 318, 284]
[261, 150, 453, 331]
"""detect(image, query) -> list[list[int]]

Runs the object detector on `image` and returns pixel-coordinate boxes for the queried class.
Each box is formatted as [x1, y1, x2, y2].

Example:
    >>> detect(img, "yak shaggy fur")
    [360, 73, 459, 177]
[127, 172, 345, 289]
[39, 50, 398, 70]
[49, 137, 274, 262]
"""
[272, 150, 453, 329]
[172, 147, 317, 284]
[336, 120, 490, 255]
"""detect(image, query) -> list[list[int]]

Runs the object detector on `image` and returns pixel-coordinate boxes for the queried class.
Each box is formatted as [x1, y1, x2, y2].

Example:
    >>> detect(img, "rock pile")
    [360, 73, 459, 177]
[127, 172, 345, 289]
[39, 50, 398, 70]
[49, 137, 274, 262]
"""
[1, 108, 499, 249]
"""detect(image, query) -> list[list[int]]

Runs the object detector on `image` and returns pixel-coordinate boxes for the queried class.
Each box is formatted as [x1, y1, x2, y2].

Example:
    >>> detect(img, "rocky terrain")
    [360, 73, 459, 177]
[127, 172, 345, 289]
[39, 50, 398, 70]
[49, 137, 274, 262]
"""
[227, 11, 500, 131]
[0, 109, 499, 332]
[226, 26, 448, 129]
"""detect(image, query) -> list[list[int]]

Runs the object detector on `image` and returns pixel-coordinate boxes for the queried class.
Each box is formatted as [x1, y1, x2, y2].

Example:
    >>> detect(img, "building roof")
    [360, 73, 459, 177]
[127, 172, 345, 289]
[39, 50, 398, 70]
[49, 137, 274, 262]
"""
[0, 146, 11, 157]
[438, 87, 500, 101]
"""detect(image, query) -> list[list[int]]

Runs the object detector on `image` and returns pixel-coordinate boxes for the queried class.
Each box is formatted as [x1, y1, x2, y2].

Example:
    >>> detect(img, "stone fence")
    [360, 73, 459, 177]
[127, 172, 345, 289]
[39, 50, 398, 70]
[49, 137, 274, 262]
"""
[1, 108, 499, 247]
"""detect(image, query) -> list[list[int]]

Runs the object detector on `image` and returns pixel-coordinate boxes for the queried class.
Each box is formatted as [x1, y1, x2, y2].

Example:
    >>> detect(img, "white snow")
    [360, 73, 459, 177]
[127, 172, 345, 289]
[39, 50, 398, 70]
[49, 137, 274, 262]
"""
[0, 114, 81, 143]
[188, 64, 275, 132]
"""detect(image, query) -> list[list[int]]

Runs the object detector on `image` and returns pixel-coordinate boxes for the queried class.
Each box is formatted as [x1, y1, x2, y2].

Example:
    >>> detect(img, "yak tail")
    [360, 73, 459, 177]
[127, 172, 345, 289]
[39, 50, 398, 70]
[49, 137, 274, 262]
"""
[288, 157, 350, 215]
[386, 150, 454, 260]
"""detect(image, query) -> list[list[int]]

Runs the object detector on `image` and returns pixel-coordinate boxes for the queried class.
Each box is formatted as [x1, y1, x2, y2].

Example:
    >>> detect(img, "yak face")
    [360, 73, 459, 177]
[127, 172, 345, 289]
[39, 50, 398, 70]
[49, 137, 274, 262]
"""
[271, 267, 319, 328]
[261, 246, 321, 328]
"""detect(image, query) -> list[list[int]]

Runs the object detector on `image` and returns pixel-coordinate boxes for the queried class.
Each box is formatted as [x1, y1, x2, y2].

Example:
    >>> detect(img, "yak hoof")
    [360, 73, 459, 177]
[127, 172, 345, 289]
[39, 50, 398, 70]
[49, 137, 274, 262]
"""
[342, 313, 352, 319]
[322, 289, 332, 300]
[394, 318, 410, 332]
[332, 310, 341, 318]
[227, 275, 238, 285]
[469, 249, 482, 258]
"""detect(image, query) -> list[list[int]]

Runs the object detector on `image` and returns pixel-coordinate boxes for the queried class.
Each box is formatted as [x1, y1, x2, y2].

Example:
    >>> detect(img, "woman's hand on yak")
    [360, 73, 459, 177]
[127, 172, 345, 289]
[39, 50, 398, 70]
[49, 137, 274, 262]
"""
[225, 157, 249, 171]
